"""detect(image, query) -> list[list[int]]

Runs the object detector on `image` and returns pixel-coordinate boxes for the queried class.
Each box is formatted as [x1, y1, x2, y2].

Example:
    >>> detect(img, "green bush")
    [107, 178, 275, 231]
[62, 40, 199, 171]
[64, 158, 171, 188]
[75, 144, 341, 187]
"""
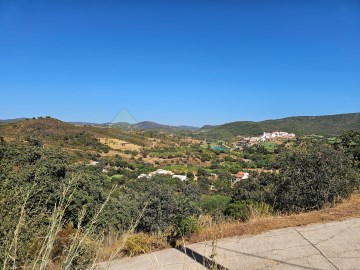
[231, 173, 276, 204]
[173, 216, 199, 238]
[135, 176, 200, 233]
[338, 131, 360, 169]
[225, 201, 273, 222]
[225, 201, 251, 221]
[199, 195, 231, 216]
[273, 142, 360, 212]
[0, 139, 120, 268]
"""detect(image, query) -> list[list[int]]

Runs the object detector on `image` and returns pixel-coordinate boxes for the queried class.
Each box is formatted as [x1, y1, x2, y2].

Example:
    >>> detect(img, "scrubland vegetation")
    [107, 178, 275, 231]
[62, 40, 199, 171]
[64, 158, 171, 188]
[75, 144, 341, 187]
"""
[0, 118, 360, 269]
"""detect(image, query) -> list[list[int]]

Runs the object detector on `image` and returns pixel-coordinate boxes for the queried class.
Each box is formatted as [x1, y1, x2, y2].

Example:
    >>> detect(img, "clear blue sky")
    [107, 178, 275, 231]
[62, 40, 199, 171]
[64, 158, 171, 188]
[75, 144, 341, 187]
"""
[1, 0, 359, 127]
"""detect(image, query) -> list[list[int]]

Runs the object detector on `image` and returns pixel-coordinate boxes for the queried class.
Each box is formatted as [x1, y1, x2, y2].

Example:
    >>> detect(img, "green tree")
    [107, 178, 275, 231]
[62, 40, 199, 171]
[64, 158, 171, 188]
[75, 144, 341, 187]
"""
[199, 195, 231, 217]
[338, 131, 360, 169]
[273, 142, 359, 212]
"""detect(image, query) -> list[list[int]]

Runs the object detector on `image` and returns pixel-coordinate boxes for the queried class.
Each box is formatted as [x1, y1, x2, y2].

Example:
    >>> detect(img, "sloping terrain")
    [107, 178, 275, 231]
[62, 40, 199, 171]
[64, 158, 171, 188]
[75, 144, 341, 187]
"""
[109, 121, 199, 131]
[200, 113, 360, 139]
[0, 118, 150, 152]
[0, 118, 26, 124]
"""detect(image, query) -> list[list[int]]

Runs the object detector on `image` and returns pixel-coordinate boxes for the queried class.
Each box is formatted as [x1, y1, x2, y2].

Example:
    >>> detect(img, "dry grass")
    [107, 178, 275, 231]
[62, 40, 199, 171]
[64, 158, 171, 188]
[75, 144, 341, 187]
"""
[122, 233, 168, 257]
[96, 232, 169, 261]
[188, 194, 360, 244]
[99, 138, 143, 151]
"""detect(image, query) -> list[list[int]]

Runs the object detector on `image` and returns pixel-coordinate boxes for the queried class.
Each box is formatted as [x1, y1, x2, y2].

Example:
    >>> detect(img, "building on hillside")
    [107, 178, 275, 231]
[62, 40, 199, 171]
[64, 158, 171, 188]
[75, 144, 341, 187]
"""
[138, 169, 175, 179]
[235, 171, 249, 181]
[233, 136, 262, 149]
[102, 164, 111, 173]
[138, 174, 148, 179]
[233, 131, 296, 150]
[149, 169, 174, 177]
[261, 131, 296, 141]
[172, 175, 187, 182]
[250, 137, 261, 144]
[209, 173, 219, 180]
[231, 171, 250, 187]
[88, 161, 99, 166]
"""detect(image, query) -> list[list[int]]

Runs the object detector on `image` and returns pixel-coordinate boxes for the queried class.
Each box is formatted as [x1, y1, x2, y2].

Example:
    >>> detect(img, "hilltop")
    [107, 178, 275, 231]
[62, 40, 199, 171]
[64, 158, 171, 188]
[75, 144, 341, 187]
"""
[0, 118, 152, 157]
[108, 121, 199, 131]
[0, 118, 201, 164]
[199, 113, 360, 140]
[2, 113, 359, 144]
[0, 118, 26, 124]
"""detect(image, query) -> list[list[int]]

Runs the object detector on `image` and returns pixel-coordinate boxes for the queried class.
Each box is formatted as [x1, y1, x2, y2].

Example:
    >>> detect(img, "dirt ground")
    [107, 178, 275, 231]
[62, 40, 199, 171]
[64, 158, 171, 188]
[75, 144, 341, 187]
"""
[99, 138, 143, 151]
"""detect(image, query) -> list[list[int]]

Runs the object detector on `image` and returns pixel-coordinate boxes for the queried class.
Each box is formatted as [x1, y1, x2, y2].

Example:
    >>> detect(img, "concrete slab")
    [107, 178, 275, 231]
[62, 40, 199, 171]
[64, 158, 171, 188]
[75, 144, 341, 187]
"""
[98, 248, 206, 270]
[102, 218, 360, 270]
[297, 219, 360, 270]
[188, 227, 337, 270]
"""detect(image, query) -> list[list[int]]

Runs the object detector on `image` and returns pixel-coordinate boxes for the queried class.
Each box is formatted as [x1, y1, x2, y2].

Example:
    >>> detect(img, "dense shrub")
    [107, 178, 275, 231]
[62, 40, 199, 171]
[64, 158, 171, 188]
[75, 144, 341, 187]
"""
[272, 142, 359, 212]
[0, 139, 117, 267]
[133, 176, 200, 234]
[225, 201, 251, 221]
[231, 173, 276, 204]
[172, 216, 199, 238]
[231, 141, 360, 213]
[199, 195, 231, 217]
[338, 131, 360, 169]
[225, 200, 272, 222]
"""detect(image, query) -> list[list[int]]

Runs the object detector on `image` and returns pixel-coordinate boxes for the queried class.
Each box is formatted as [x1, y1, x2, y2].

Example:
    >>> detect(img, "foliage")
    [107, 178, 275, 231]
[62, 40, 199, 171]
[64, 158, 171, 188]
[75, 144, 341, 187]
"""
[225, 200, 272, 222]
[225, 201, 251, 221]
[130, 176, 200, 234]
[0, 138, 119, 268]
[272, 142, 359, 212]
[232, 141, 360, 213]
[199, 195, 231, 217]
[172, 216, 199, 238]
[231, 173, 276, 204]
[1, 117, 360, 267]
[199, 113, 360, 140]
[338, 131, 360, 169]
[247, 201, 273, 220]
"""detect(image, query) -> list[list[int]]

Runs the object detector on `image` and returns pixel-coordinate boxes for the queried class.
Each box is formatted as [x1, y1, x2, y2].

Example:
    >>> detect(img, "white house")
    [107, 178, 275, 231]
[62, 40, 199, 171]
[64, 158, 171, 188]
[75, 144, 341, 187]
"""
[149, 169, 174, 177]
[138, 169, 175, 179]
[88, 161, 99, 166]
[173, 175, 187, 182]
[261, 131, 296, 141]
[235, 171, 249, 181]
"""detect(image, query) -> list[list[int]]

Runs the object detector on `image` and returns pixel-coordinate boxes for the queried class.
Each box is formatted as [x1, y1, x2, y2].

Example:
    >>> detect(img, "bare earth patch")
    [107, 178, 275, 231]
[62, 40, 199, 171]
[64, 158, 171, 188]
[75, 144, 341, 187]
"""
[99, 138, 143, 151]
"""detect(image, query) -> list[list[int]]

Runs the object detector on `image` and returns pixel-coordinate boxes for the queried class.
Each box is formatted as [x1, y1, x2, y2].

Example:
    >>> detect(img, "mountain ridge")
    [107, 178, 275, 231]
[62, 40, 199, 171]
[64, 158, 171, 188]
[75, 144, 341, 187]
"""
[2, 112, 360, 137]
[199, 112, 360, 139]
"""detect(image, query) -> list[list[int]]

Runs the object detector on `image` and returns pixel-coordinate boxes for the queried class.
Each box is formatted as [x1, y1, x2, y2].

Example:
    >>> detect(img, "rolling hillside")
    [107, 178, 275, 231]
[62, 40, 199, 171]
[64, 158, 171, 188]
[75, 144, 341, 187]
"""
[0, 118, 151, 149]
[109, 121, 199, 131]
[200, 113, 360, 139]
[0, 118, 26, 124]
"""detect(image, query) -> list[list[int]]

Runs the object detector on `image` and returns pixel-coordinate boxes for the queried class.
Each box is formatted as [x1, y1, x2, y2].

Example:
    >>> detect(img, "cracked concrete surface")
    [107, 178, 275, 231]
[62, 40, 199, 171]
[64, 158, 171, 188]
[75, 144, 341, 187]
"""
[100, 218, 360, 270]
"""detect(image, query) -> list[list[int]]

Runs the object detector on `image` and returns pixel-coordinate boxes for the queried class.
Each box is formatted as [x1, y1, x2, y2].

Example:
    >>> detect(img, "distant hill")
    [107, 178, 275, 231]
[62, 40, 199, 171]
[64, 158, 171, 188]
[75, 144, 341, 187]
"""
[69, 121, 102, 126]
[0, 118, 151, 148]
[110, 121, 199, 131]
[177, 125, 199, 130]
[0, 118, 26, 124]
[200, 113, 360, 140]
